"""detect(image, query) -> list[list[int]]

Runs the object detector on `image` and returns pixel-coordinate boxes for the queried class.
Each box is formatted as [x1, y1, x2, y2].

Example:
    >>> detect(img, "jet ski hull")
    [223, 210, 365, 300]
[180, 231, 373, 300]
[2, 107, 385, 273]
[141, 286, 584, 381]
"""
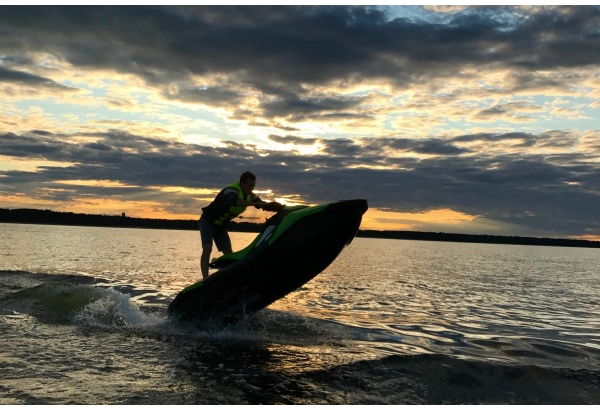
[168, 199, 368, 323]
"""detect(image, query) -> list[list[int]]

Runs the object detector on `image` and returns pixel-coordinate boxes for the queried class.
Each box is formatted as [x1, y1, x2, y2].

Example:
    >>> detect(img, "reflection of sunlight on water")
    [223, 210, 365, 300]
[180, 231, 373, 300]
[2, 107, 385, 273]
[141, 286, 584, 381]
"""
[3, 224, 600, 370]
[266, 238, 600, 368]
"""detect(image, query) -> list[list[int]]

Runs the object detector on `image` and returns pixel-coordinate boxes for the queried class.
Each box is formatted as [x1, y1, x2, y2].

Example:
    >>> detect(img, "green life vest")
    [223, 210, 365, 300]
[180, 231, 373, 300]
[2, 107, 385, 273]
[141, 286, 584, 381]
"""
[204, 182, 252, 227]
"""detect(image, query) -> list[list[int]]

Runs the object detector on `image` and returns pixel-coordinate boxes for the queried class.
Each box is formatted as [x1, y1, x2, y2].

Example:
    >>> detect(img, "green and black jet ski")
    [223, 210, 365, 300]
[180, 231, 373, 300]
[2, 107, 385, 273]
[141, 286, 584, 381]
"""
[168, 199, 368, 323]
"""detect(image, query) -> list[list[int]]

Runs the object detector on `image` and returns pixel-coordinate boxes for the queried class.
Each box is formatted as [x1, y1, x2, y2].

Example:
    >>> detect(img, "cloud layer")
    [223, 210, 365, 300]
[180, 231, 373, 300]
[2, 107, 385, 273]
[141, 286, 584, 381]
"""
[0, 5, 599, 238]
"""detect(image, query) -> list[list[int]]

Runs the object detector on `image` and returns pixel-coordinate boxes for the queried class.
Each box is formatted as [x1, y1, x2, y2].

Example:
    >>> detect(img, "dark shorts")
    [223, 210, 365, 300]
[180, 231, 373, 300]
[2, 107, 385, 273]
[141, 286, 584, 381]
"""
[199, 218, 231, 252]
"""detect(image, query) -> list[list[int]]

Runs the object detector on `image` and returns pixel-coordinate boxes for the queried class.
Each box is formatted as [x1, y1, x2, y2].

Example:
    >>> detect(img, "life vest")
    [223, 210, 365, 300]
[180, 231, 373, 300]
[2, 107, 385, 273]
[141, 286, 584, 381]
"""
[202, 182, 252, 227]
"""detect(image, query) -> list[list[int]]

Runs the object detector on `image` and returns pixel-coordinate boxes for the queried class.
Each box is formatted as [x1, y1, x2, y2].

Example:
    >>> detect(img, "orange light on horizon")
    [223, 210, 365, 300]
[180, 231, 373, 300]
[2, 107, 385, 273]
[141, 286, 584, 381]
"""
[571, 234, 600, 242]
[3, 191, 598, 242]
[361, 207, 478, 231]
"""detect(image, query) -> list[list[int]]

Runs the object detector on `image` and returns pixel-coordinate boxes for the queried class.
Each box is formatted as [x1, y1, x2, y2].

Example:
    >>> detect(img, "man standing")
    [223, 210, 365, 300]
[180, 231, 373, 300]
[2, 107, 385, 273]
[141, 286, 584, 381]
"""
[198, 171, 280, 279]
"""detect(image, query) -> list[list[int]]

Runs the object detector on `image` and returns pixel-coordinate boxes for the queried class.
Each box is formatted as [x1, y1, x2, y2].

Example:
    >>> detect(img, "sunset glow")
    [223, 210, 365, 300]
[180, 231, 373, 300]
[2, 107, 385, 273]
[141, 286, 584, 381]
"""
[1, 5, 599, 239]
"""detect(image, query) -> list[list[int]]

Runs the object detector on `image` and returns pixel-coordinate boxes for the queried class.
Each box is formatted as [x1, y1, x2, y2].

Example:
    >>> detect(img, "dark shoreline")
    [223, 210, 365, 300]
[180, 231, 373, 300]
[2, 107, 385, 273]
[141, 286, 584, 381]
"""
[1, 208, 599, 249]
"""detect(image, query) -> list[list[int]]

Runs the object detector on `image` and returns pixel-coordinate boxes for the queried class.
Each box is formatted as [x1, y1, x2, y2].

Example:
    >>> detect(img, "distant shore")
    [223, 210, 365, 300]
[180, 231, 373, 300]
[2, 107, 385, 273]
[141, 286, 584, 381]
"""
[1, 208, 599, 249]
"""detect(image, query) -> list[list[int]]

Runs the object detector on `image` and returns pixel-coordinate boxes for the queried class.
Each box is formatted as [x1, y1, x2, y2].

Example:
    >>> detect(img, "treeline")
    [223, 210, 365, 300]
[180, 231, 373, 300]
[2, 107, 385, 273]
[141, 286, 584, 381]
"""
[357, 229, 600, 249]
[0, 208, 261, 232]
[2, 208, 600, 249]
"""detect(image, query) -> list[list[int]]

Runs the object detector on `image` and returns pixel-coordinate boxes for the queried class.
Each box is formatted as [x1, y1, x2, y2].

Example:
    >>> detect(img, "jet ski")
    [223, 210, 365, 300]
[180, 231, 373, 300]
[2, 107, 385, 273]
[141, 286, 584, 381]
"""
[168, 199, 368, 323]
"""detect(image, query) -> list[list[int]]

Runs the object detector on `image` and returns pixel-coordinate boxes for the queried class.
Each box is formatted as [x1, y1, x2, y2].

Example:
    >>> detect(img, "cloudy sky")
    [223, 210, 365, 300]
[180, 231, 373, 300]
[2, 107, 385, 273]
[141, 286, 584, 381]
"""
[1, 5, 600, 239]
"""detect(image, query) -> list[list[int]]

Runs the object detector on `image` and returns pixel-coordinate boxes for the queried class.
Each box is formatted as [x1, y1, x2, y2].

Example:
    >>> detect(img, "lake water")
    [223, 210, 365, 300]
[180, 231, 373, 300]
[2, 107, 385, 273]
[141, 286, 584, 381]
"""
[1, 222, 599, 404]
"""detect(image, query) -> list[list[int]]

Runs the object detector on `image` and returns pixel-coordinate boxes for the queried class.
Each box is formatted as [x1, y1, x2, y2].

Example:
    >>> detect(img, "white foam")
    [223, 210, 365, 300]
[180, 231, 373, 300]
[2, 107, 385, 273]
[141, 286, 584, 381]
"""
[71, 287, 166, 328]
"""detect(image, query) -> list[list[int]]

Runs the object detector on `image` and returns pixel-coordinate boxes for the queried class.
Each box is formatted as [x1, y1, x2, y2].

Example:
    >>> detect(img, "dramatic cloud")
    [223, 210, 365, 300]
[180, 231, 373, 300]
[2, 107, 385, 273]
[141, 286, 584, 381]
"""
[0, 5, 599, 238]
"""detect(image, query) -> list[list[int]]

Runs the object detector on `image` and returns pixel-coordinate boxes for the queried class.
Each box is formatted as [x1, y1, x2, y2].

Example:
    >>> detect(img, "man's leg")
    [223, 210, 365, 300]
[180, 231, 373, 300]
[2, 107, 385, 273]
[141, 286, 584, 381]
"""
[199, 219, 214, 280]
[200, 242, 212, 280]
[214, 229, 233, 255]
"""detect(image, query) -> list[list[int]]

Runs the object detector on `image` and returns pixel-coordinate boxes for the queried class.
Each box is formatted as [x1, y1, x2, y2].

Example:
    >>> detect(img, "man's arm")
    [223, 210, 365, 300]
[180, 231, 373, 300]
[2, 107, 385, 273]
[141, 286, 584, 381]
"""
[220, 189, 263, 208]
[236, 196, 266, 207]
[232, 193, 283, 211]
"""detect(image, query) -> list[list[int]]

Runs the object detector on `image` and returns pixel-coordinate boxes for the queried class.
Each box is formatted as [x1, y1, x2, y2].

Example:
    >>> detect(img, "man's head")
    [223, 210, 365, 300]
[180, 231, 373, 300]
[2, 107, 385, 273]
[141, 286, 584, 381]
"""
[239, 171, 257, 196]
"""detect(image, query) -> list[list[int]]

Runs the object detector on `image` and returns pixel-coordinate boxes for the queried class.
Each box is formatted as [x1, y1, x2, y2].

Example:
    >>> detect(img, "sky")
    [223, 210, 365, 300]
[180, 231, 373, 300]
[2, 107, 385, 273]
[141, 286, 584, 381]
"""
[1, 5, 600, 239]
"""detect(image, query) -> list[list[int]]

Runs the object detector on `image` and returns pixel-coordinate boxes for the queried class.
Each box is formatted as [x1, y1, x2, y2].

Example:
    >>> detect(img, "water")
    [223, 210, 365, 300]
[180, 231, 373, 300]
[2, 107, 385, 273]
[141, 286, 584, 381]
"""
[1, 222, 599, 404]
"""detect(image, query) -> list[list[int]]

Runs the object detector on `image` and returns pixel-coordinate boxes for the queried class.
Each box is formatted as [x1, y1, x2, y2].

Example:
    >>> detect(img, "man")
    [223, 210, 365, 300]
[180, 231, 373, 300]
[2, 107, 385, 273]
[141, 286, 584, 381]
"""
[199, 171, 282, 279]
